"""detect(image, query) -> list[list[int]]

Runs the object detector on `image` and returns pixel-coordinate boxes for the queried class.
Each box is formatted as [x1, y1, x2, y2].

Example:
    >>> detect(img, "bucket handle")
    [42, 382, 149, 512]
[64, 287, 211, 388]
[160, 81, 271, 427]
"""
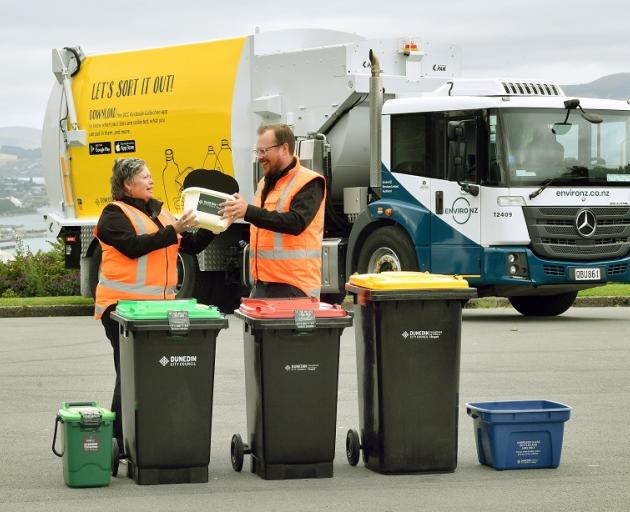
[63, 401, 98, 408]
[52, 416, 64, 457]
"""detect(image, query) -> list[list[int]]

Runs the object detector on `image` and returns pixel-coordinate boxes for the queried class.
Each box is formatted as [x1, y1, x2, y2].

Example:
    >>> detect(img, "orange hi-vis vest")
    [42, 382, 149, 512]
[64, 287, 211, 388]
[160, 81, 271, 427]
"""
[94, 201, 181, 319]
[249, 161, 325, 298]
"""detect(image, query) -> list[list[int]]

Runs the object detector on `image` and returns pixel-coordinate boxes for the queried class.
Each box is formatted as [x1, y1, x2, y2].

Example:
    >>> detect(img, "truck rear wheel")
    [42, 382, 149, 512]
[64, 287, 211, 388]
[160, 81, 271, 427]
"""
[88, 244, 102, 299]
[175, 253, 198, 298]
[509, 291, 578, 316]
[88, 245, 198, 299]
[320, 292, 347, 305]
[193, 270, 243, 313]
[357, 226, 418, 274]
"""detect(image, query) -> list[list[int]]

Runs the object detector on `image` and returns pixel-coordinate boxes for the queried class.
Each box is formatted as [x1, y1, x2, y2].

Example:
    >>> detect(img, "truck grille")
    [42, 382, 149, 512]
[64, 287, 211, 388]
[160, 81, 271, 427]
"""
[544, 265, 566, 276]
[608, 263, 628, 275]
[523, 206, 630, 261]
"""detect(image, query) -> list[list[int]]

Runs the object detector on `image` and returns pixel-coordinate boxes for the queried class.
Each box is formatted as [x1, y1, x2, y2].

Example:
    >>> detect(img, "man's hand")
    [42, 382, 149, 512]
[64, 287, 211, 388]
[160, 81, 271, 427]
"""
[219, 193, 248, 221]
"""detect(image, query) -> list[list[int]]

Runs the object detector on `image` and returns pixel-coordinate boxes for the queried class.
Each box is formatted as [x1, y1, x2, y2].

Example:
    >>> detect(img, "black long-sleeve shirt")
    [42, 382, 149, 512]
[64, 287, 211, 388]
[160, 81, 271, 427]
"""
[96, 196, 215, 258]
[244, 158, 325, 235]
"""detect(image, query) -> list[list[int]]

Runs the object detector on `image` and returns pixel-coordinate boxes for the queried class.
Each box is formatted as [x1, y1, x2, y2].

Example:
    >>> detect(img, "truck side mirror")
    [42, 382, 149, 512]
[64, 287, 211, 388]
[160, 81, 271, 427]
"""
[447, 121, 466, 180]
[447, 121, 466, 141]
[448, 140, 466, 181]
[552, 123, 572, 135]
[556, 98, 604, 130]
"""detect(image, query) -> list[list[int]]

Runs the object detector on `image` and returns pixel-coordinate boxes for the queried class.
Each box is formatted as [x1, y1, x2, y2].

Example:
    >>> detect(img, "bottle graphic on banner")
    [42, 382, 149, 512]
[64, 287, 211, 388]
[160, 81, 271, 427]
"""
[215, 139, 232, 171]
[201, 145, 218, 170]
[162, 148, 180, 211]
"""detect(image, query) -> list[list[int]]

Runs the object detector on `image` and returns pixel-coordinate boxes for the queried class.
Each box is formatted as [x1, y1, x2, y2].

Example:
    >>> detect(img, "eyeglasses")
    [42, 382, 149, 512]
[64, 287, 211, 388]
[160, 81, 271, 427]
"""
[253, 143, 283, 157]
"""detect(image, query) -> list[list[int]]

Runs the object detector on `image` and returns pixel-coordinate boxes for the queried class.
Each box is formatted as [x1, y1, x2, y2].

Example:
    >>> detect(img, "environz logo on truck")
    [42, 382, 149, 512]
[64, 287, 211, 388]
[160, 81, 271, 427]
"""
[444, 197, 478, 224]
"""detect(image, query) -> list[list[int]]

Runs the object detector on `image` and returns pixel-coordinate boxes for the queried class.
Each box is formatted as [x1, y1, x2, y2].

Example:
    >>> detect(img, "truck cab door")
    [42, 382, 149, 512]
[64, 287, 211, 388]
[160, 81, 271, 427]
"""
[430, 114, 482, 275]
[386, 112, 442, 272]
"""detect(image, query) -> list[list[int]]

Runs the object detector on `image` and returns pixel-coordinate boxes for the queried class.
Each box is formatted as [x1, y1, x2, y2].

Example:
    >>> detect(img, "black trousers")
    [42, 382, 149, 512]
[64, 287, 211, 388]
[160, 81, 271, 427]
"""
[250, 282, 307, 298]
[100, 304, 122, 444]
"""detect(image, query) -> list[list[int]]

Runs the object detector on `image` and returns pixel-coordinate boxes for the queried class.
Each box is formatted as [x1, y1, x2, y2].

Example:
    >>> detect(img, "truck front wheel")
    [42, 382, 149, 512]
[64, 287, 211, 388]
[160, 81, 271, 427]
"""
[357, 226, 418, 274]
[509, 291, 578, 316]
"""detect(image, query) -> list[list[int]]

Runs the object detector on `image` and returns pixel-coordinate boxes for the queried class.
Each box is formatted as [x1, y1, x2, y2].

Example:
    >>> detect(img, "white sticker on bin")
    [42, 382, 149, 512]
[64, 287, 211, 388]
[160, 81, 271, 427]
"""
[401, 329, 443, 341]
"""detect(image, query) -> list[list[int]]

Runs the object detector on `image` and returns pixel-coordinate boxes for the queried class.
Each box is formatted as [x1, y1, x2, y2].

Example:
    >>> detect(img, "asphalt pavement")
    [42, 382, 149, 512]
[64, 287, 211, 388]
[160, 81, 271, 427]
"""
[0, 307, 628, 511]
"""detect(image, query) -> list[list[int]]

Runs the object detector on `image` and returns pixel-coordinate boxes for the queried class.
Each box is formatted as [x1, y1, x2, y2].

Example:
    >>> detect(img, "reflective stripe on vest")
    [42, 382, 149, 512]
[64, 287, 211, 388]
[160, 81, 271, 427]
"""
[94, 201, 179, 318]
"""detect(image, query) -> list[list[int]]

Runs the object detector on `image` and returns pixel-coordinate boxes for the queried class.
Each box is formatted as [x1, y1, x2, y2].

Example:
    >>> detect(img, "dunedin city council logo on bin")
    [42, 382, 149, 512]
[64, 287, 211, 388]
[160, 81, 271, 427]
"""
[284, 363, 319, 372]
[158, 355, 198, 367]
[401, 330, 443, 342]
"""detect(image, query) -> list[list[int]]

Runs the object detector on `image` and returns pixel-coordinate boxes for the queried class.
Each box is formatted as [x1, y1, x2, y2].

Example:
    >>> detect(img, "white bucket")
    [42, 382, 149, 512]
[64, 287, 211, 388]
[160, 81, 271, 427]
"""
[181, 187, 233, 234]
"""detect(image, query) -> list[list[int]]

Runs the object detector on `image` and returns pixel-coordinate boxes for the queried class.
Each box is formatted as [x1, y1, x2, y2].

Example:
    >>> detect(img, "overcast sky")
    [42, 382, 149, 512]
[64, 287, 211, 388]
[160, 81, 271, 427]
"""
[2, 0, 629, 129]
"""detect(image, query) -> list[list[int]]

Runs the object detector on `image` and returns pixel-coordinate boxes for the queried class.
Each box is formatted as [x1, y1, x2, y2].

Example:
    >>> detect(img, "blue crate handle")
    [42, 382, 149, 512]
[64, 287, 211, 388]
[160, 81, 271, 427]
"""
[466, 406, 479, 419]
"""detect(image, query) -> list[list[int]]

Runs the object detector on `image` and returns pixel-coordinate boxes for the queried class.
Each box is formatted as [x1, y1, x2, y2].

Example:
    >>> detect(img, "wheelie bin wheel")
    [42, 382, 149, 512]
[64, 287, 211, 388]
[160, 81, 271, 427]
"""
[346, 429, 361, 466]
[231, 433, 245, 472]
[111, 438, 120, 477]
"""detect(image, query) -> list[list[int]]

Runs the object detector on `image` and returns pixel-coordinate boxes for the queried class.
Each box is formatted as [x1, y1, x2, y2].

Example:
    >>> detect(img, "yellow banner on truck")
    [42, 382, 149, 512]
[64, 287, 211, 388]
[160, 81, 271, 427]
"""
[68, 37, 246, 217]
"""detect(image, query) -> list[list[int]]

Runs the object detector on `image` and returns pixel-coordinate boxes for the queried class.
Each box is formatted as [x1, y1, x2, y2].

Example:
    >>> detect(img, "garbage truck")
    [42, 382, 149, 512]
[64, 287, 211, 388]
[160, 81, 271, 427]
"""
[42, 28, 630, 315]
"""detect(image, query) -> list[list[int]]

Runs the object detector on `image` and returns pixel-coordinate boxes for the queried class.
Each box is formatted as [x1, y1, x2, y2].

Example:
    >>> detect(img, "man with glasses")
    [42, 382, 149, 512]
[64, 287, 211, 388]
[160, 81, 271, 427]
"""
[220, 124, 325, 298]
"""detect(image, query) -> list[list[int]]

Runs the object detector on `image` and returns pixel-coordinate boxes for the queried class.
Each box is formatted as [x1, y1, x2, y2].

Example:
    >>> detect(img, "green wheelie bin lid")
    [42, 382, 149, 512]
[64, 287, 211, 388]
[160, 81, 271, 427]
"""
[115, 299, 222, 320]
[57, 401, 115, 424]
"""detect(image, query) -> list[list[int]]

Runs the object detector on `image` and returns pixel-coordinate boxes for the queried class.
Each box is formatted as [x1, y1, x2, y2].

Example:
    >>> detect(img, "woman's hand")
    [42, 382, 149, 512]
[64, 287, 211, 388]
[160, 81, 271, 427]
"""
[174, 210, 199, 234]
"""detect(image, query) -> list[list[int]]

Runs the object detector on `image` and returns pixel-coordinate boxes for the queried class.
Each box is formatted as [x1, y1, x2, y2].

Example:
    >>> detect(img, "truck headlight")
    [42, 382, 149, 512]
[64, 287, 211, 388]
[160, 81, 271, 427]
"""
[505, 252, 529, 279]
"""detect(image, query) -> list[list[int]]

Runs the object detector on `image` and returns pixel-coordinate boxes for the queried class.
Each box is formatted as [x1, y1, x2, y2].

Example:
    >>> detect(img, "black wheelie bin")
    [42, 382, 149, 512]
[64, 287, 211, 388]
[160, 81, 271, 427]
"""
[230, 297, 352, 480]
[111, 299, 227, 485]
[345, 271, 475, 473]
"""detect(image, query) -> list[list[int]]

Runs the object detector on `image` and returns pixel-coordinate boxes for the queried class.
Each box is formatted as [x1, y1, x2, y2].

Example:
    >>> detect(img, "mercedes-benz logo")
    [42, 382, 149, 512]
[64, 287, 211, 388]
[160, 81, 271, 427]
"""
[575, 209, 597, 238]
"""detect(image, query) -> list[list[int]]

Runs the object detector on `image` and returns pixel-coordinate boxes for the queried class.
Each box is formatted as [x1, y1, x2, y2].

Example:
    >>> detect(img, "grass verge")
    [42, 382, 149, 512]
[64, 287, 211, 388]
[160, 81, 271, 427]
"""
[0, 284, 628, 307]
[577, 283, 630, 297]
[0, 296, 94, 307]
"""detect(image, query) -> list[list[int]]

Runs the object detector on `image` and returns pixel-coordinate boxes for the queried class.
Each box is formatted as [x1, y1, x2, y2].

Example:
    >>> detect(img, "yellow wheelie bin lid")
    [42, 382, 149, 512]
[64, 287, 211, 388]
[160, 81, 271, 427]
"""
[347, 271, 470, 291]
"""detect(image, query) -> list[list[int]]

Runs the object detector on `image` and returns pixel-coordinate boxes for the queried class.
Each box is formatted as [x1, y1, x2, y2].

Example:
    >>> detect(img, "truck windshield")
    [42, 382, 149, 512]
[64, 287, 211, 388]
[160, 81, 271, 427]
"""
[494, 108, 630, 187]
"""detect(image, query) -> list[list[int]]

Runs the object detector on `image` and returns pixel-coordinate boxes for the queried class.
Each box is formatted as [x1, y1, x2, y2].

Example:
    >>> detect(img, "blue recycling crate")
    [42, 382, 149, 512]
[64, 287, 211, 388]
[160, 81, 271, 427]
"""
[466, 400, 571, 470]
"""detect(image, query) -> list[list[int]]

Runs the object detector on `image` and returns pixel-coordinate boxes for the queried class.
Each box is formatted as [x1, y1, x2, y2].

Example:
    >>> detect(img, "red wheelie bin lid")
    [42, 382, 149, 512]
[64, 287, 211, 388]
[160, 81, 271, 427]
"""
[238, 297, 348, 319]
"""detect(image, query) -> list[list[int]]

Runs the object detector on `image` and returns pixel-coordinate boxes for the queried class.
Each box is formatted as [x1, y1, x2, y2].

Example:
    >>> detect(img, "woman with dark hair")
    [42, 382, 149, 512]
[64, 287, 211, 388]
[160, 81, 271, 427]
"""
[94, 157, 218, 451]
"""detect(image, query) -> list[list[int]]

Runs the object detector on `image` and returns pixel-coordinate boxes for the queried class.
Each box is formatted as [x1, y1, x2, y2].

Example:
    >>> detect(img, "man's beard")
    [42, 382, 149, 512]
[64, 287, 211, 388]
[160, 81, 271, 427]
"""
[264, 162, 281, 176]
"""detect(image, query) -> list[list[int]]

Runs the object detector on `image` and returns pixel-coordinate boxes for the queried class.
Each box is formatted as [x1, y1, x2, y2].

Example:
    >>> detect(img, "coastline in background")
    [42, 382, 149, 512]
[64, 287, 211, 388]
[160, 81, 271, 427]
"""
[0, 206, 55, 261]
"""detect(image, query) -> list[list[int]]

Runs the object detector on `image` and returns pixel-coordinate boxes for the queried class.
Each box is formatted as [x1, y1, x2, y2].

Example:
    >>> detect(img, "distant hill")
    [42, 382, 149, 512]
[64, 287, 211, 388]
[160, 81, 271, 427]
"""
[0, 146, 41, 158]
[0, 127, 42, 150]
[562, 73, 630, 100]
[0, 128, 43, 178]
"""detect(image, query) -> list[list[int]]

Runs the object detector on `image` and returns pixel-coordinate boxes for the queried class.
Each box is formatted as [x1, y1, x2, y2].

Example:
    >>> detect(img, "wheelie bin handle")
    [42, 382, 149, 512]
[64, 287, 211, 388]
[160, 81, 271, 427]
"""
[63, 401, 98, 407]
[52, 416, 64, 457]
[61, 401, 103, 427]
